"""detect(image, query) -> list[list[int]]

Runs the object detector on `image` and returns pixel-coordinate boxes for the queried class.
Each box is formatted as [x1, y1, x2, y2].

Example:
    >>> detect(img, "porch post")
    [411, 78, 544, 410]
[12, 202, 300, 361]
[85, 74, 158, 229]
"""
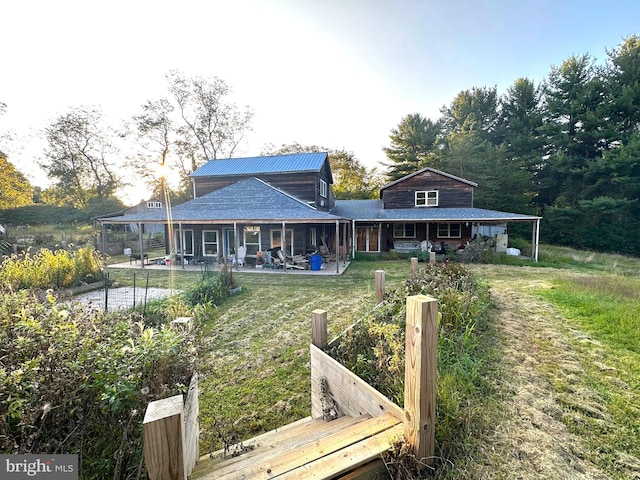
[100, 223, 106, 264]
[138, 222, 144, 269]
[533, 219, 540, 262]
[282, 222, 287, 274]
[351, 220, 356, 258]
[335, 220, 339, 273]
[342, 220, 347, 264]
[234, 222, 238, 266]
[179, 223, 184, 269]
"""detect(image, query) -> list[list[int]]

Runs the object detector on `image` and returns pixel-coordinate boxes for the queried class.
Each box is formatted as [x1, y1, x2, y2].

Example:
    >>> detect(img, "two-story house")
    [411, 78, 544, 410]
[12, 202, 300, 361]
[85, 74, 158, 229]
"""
[97, 152, 541, 268]
[332, 167, 540, 257]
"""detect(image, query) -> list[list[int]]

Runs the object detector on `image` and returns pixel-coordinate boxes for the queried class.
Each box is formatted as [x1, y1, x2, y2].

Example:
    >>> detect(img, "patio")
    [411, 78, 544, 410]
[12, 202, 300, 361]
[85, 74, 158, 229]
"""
[106, 258, 351, 276]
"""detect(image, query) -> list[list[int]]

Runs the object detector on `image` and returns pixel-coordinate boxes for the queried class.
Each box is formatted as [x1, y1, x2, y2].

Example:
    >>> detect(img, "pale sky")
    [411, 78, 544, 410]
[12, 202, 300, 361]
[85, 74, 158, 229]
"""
[1, 0, 639, 203]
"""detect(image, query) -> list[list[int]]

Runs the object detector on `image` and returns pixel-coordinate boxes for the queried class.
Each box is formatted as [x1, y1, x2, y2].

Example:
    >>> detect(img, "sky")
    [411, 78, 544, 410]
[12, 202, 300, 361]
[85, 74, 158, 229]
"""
[1, 0, 639, 203]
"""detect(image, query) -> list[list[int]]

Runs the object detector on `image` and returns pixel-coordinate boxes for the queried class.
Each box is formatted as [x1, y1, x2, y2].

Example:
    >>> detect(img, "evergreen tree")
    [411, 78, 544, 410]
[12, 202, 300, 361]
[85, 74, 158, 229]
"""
[382, 113, 442, 180]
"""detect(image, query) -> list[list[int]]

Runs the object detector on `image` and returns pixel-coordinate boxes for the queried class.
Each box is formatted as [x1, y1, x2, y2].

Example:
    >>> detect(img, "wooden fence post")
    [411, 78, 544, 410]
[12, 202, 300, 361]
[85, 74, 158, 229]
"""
[404, 295, 438, 467]
[311, 309, 328, 348]
[410, 257, 419, 279]
[143, 395, 187, 480]
[375, 270, 385, 303]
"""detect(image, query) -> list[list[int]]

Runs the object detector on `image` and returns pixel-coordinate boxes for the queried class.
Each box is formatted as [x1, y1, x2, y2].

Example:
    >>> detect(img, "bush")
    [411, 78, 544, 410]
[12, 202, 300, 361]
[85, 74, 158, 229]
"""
[0, 245, 104, 290]
[326, 261, 494, 476]
[182, 266, 237, 307]
[0, 288, 195, 479]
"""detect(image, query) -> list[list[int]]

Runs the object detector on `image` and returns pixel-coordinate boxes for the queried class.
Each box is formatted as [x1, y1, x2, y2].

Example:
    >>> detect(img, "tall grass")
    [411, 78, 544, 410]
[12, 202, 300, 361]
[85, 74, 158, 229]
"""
[0, 245, 104, 290]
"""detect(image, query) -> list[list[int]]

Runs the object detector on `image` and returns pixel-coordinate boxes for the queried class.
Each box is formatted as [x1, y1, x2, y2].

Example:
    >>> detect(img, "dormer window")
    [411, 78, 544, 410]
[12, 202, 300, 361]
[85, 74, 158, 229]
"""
[320, 179, 328, 198]
[147, 201, 162, 209]
[415, 190, 438, 207]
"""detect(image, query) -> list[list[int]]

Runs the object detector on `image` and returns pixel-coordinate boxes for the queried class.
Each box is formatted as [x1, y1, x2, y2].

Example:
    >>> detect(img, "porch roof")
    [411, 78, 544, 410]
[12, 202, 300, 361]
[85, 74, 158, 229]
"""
[99, 177, 346, 225]
[331, 200, 541, 223]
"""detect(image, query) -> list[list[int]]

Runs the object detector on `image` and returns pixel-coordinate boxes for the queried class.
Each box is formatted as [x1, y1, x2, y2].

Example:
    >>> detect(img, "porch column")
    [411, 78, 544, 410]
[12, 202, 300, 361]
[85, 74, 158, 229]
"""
[351, 220, 356, 258]
[100, 223, 106, 264]
[138, 222, 144, 269]
[533, 219, 540, 262]
[234, 222, 238, 266]
[282, 222, 287, 274]
[179, 223, 184, 268]
[335, 220, 339, 273]
[342, 220, 347, 264]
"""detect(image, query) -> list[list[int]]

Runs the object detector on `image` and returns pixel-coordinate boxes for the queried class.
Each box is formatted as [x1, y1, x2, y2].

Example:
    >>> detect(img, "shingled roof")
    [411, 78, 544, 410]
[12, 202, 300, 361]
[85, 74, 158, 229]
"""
[100, 178, 344, 224]
[331, 200, 540, 222]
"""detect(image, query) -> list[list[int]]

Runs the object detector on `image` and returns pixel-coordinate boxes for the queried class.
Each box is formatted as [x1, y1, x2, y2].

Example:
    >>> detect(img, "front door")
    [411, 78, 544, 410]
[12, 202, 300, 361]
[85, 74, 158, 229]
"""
[356, 226, 379, 252]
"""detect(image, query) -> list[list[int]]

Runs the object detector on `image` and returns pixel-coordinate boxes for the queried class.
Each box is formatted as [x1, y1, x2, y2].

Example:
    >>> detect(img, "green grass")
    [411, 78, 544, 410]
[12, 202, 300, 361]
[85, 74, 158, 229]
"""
[108, 248, 640, 477]
[536, 274, 640, 476]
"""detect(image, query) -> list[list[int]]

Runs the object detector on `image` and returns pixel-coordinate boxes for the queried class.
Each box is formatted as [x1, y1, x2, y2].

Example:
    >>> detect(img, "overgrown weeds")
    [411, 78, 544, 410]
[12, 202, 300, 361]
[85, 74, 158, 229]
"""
[0, 244, 104, 289]
[0, 287, 196, 479]
[326, 262, 496, 477]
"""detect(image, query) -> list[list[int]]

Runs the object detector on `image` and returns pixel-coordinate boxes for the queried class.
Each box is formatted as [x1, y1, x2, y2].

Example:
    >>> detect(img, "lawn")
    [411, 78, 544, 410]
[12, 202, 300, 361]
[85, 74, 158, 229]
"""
[110, 248, 640, 478]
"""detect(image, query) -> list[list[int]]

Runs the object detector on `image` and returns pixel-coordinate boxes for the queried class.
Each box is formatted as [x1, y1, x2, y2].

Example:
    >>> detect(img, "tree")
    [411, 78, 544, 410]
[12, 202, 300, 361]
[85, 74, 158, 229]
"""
[126, 99, 175, 198]
[495, 78, 545, 213]
[440, 86, 499, 143]
[166, 70, 253, 171]
[327, 149, 383, 200]
[40, 107, 122, 208]
[0, 155, 33, 209]
[382, 113, 442, 180]
[540, 54, 606, 208]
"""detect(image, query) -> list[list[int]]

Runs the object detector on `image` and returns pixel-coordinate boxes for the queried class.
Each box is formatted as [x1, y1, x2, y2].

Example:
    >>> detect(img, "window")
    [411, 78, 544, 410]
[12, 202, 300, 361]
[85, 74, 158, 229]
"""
[415, 190, 438, 207]
[202, 230, 219, 256]
[320, 179, 328, 198]
[393, 223, 416, 238]
[309, 227, 317, 246]
[437, 223, 461, 238]
[147, 201, 162, 209]
[244, 226, 261, 256]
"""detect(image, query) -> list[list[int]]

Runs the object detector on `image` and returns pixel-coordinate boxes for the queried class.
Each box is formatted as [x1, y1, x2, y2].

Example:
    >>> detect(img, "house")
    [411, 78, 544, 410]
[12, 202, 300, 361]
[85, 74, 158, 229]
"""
[97, 152, 541, 269]
[332, 167, 541, 259]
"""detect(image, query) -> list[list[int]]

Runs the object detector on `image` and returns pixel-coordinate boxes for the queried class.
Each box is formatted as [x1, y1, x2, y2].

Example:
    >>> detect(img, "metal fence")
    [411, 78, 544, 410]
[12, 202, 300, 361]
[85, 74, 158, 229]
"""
[74, 273, 177, 313]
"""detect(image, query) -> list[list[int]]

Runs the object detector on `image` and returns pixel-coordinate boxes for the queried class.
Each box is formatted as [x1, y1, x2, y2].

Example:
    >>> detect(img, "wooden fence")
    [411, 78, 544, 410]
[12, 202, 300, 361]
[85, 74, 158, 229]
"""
[310, 293, 438, 468]
[143, 373, 199, 480]
[143, 260, 438, 478]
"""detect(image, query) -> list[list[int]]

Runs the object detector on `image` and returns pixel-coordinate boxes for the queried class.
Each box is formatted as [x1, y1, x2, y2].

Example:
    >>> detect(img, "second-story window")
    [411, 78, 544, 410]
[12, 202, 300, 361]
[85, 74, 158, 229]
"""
[147, 201, 162, 209]
[320, 179, 328, 198]
[415, 190, 438, 207]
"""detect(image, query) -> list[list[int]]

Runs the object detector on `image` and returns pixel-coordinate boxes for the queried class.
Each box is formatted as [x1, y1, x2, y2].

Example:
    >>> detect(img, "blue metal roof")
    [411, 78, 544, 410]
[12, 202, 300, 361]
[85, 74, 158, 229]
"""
[190, 152, 329, 177]
[331, 200, 540, 222]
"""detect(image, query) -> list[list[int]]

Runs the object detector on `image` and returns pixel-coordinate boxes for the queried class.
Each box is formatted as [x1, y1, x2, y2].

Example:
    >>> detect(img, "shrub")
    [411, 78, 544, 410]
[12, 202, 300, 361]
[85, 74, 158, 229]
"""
[326, 261, 494, 475]
[182, 266, 237, 307]
[0, 287, 195, 479]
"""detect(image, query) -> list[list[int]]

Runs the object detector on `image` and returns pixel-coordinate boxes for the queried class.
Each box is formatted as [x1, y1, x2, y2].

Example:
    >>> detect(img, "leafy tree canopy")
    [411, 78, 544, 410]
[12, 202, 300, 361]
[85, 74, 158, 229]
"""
[0, 155, 33, 209]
